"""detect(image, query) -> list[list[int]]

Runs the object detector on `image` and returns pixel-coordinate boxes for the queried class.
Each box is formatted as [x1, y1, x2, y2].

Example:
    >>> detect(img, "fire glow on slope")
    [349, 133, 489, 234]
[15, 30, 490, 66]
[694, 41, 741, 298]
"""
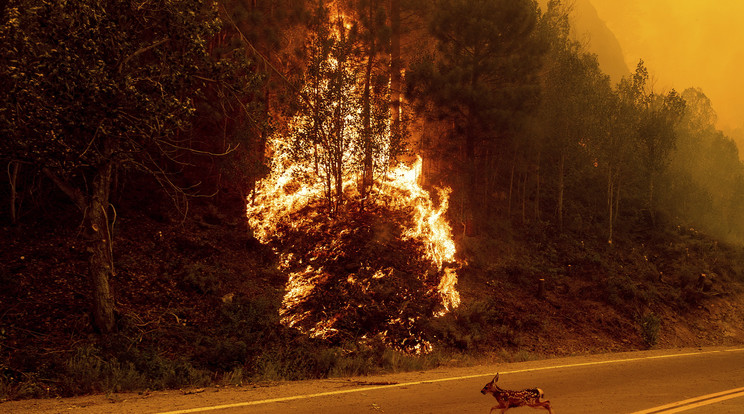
[246, 144, 461, 352]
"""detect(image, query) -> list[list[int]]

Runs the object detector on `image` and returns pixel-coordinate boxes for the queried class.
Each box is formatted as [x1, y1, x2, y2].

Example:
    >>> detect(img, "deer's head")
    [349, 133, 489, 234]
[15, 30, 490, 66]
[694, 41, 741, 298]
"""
[481, 373, 502, 395]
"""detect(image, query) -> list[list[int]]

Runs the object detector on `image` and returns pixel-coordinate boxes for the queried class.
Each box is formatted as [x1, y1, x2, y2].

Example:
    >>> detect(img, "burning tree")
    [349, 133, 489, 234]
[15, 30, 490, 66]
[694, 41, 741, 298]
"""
[291, 9, 361, 214]
[288, 1, 402, 214]
[247, 2, 460, 353]
[248, 153, 461, 352]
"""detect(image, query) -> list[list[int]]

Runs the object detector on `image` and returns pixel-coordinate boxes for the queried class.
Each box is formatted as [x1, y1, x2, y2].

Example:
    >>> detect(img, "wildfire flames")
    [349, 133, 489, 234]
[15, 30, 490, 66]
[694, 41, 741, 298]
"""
[247, 140, 461, 352]
[377, 158, 460, 312]
[245, 6, 460, 352]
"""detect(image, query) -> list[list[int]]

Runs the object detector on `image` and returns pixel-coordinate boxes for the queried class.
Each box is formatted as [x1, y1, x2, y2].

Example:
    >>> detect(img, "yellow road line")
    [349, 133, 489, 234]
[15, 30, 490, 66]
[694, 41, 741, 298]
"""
[156, 348, 744, 414]
[630, 387, 744, 414]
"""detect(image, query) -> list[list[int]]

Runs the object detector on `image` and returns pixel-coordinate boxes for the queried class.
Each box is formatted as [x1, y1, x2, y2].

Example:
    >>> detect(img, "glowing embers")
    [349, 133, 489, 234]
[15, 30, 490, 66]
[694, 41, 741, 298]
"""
[247, 155, 461, 353]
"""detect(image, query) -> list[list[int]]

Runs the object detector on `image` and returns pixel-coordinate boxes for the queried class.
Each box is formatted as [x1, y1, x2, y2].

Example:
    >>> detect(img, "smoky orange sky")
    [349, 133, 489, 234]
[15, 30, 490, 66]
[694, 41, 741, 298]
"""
[589, 0, 744, 132]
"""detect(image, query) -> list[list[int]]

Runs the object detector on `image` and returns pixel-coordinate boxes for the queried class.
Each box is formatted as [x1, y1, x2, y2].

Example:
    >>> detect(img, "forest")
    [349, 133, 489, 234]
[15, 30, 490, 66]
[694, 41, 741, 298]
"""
[2, 0, 744, 399]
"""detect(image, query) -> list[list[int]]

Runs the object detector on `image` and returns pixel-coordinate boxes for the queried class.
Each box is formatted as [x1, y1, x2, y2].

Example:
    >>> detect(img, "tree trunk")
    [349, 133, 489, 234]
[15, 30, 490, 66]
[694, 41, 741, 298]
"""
[361, 57, 373, 205]
[485, 149, 499, 210]
[390, 0, 401, 142]
[8, 161, 19, 225]
[557, 152, 565, 232]
[508, 149, 516, 217]
[648, 172, 655, 224]
[534, 150, 541, 221]
[361, 3, 376, 208]
[331, 56, 345, 214]
[87, 158, 116, 334]
[607, 166, 614, 243]
[521, 172, 527, 225]
[43, 155, 116, 333]
[614, 177, 621, 228]
[465, 121, 477, 211]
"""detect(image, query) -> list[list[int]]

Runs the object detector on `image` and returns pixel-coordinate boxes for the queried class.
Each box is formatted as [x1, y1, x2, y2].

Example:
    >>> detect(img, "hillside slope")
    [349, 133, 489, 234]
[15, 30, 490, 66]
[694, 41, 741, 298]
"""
[451, 222, 744, 356]
[2, 198, 744, 400]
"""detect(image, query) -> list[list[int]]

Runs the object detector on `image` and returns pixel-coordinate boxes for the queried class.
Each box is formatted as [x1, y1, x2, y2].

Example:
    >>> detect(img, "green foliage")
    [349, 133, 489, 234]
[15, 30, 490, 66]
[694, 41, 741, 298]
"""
[407, 0, 546, 211]
[64, 345, 145, 394]
[601, 276, 639, 308]
[639, 313, 661, 348]
[423, 297, 544, 351]
[0, 0, 226, 171]
[197, 292, 446, 380]
[253, 342, 337, 380]
[0, 371, 48, 401]
[62, 344, 210, 395]
[0, 0, 266, 334]
[413, 0, 544, 122]
[221, 367, 246, 387]
[218, 293, 281, 339]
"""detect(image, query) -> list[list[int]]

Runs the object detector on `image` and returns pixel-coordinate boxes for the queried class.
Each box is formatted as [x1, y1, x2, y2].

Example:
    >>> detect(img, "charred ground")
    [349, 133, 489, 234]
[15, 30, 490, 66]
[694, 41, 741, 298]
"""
[2, 186, 744, 401]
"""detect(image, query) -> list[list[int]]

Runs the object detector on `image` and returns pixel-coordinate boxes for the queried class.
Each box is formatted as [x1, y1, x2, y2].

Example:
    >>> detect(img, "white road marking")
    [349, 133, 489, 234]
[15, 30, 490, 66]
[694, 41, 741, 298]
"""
[156, 348, 744, 414]
[630, 387, 744, 414]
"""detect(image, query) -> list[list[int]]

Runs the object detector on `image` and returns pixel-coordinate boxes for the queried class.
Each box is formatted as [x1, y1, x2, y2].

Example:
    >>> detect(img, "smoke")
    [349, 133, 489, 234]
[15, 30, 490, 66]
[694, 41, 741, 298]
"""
[590, 0, 744, 131]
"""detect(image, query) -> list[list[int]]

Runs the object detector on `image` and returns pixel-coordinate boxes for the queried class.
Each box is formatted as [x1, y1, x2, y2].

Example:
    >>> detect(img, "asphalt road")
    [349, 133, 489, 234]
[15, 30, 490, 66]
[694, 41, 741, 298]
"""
[5, 347, 744, 413]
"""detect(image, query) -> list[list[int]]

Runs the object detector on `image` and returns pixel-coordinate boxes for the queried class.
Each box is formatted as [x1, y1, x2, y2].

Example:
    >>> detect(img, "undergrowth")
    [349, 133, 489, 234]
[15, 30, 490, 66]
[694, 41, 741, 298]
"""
[3, 207, 744, 402]
[0, 291, 457, 401]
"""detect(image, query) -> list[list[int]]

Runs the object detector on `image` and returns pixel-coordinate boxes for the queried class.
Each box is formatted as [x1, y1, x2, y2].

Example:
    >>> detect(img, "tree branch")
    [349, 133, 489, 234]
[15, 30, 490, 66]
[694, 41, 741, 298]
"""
[117, 38, 170, 73]
[42, 168, 87, 211]
[218, 3, 316, 113]
[160, 140, 240, 156]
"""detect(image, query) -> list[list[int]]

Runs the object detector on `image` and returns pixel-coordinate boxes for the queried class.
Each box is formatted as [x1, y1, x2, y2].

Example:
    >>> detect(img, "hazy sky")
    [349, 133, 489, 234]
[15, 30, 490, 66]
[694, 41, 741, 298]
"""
[589, 0, 744, 131]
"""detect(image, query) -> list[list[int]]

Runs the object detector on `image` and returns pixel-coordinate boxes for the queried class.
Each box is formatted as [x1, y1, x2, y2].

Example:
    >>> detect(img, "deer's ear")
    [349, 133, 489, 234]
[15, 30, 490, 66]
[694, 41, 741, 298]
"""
[492, 374, 499, 383]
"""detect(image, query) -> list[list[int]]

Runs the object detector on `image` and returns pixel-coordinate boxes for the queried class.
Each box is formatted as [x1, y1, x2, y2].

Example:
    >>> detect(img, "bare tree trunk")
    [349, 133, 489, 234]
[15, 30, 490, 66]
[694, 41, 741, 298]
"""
[614, 177, 621, 228]
[87, 155, 116, 334]
[361, 56, 373, 205]
[361, 2, 376, 209]
[43, 152, 116, 333]
[390, 0, 401, 142]
[557, 152, 565, 232]
[521, 172, 527, 225]
[465, 121, 477, 211]
[534, 150, 541, 221]
[648, 173, 655, 224]
[607, 166, 614, 243]
[331, 59, 345, 214]
[8, 161, 19, 225]
[508, 149, 516, 217]
[325, 159, 333, 213]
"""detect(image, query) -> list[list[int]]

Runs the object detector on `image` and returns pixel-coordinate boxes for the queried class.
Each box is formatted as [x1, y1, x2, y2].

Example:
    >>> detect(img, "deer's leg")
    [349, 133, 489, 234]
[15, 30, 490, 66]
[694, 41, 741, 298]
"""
[532, 400, 553, 413]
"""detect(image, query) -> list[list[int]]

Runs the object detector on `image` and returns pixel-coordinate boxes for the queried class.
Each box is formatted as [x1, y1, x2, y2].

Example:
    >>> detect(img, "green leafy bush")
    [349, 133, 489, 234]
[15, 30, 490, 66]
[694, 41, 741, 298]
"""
[639, 313, 661, 348]
[62, 344, 210, 395]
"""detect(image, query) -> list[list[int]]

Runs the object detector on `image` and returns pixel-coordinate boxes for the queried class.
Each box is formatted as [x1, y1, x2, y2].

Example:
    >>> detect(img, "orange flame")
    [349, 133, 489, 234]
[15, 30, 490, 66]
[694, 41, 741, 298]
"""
[377, 157, 460, 310]
[245, 8, 460, 349]
[247, 149, 461, 348]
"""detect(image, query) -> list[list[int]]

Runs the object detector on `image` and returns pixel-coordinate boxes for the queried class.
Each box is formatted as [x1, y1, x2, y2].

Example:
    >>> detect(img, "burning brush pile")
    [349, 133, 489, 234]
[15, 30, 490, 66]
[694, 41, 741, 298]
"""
[245, 6, 461, 353]
[247, 155, 461, 353]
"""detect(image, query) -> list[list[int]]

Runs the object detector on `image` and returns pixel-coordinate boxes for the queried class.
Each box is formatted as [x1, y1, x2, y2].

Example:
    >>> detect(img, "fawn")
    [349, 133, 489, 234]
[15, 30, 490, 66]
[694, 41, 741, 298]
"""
[480, 373, 554, 413]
